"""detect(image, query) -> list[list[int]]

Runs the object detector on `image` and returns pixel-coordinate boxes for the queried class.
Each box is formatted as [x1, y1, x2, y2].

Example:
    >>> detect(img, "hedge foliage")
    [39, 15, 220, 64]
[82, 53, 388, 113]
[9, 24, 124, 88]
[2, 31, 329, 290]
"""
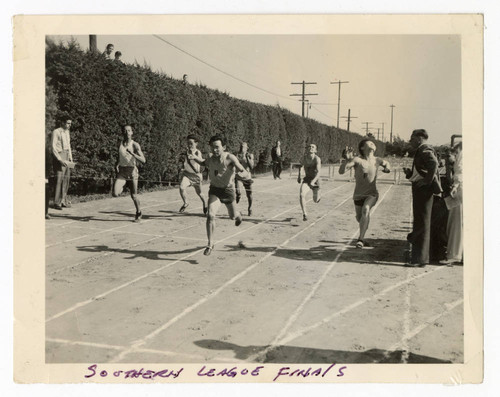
[46, 40, 385, 195]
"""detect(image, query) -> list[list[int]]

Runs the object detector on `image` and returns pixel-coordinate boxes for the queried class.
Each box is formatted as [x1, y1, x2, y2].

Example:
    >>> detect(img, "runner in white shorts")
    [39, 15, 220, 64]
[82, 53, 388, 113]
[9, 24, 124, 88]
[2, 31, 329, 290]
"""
[178, 134, 207, 214]
[297, 143, 322, 221]
[112, 125, 146, 222]
[339, 139, 390, 248]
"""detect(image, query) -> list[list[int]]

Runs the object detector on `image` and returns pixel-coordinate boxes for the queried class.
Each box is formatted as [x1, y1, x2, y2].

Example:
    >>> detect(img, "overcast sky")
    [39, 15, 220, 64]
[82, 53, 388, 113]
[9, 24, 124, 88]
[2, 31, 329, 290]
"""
[49, 34, 462, 145]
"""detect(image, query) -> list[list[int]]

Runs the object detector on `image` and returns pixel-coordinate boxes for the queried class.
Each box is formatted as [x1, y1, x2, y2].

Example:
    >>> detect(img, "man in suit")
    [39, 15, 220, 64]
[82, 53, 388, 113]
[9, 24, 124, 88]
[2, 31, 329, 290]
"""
[271, 140, 283, 180]
[403, 129, 442, 267]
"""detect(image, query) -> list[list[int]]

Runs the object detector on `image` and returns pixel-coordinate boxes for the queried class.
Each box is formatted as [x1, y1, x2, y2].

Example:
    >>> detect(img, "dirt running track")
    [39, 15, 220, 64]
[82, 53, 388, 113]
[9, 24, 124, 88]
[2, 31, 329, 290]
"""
[45, 167, 463, 364]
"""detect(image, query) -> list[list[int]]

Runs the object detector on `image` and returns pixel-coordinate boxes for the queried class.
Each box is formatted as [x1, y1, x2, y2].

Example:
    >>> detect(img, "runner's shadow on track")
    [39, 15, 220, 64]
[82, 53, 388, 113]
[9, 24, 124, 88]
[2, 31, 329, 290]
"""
[46, 214, 94, 222]
[76, 244, 202, 263]
[239, 217, 297, 225]
[333, 238, 410, 267]
[159, 210, 206, 218]
[224, 244, 341, 263]
[194, 340, 452, 363]
[226, 238, 410, 266]
[99, 211, 174, 220]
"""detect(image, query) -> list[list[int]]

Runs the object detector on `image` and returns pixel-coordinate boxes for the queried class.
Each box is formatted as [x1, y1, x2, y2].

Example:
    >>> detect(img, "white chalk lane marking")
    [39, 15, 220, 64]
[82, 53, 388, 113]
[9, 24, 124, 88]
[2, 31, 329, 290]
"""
[247, 184, 395, 362]
[46, 183, 351, 323]
[109, 194, 354, 362]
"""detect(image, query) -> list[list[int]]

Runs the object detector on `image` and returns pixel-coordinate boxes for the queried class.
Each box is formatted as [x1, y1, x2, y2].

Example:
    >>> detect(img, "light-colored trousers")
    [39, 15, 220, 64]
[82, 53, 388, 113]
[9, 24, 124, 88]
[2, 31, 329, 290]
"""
[446, 204, 463, 261]
[54, 150, 71, 206]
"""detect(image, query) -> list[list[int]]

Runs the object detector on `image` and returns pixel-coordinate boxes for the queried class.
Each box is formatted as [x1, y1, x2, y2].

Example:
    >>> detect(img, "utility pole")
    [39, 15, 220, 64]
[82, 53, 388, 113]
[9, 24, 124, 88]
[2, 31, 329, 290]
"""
[389, 104, 396, 143]
[89, 35, 97, 52]
[330, 80, 350, 128]
[341, 108, 358, 132]
[290, 81, 318, 117]
[362, 122, 373, 136]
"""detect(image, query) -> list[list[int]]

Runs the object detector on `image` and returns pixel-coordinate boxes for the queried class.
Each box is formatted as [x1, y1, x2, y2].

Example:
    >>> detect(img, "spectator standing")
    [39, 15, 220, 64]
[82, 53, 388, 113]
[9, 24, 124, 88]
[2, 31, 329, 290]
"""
[440, 141, 463, 265]
[271, 140, 283, 180]
[114, 51, 122, 62]
[182, 74, 189, 86]
[45, 130, 52, 219]
[52, 118, 74, 210]
[403, 129, 442, 267]
[103, 43, 114, 60]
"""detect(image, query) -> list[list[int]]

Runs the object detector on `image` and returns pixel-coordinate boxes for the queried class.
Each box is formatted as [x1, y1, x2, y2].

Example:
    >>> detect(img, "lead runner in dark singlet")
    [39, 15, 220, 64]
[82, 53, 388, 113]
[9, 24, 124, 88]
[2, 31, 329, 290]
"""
[189, 135, 250, 256]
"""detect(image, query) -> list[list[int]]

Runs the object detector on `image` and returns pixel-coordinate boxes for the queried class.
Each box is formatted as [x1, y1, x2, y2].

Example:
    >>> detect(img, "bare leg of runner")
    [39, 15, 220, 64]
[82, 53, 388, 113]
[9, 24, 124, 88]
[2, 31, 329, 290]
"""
[179, 177, 189, 211]
[235, 179, 242, 203]
[299, 183, 311, 221]
[358, 196, 378, 244]
[112, 178, 127, 197]
[225, 200, 242, 226]
[205, 195, 221, 255]
[194, 185, 207, 214]
[312, 187, 321, 203]
[244, 183, 253, 216]
[129, 179, 142, 221]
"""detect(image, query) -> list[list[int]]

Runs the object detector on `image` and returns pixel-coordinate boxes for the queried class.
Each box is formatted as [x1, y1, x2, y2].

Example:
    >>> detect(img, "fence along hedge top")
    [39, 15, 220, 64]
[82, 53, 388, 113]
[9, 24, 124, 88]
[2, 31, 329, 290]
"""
[46, 40, 385, 194]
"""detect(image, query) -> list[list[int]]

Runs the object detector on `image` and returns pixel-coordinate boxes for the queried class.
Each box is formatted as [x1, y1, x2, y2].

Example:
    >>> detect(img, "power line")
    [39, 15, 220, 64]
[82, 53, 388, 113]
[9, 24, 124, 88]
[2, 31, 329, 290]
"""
[310, 105, 336, 121]
[152, 35, 297, 103]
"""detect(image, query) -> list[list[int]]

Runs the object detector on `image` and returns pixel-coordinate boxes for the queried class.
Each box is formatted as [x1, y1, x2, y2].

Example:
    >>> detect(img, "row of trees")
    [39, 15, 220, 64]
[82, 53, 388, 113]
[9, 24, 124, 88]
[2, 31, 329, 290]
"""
[46, 39, 386, 195]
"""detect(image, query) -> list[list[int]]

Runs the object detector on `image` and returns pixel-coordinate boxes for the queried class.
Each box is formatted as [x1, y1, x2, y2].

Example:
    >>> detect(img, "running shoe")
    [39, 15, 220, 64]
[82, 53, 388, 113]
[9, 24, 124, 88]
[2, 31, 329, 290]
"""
[45, 214, 51, 220]
[203, 205, 208, 215]
[179, 203, 189, 213]
[248, 208, 252, 216]
[303, 214, 308, 221]
[203, 245, 214, 256]
[135, 211, 142, 222]
[54, 204, 63, 210]
[356, 239, 371, 248]
[236, 195, 241, 204]
[61, 202, 72, 208]
[235, 216, 243, 226]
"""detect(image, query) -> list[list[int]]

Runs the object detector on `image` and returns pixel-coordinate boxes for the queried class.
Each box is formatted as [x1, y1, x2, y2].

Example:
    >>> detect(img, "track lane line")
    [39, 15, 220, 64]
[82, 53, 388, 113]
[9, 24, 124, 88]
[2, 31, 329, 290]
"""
[46, 183, 350, 322]
[109, 192, 354, 363]
[247, 184, 395, 362]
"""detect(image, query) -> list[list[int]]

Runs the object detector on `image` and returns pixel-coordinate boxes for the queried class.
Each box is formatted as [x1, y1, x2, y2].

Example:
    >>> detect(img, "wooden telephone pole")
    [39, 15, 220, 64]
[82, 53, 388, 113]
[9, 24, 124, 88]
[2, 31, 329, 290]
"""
[389, 104, 396, 143]
[290, 81, 318, 117]
[330, 80, 349, 128]
[341, 109, 358, 132]
[89, 35, 97, 52]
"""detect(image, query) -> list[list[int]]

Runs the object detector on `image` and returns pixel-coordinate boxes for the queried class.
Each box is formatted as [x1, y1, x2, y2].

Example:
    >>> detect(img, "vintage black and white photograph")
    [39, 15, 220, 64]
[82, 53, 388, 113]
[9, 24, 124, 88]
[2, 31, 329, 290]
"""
[12, 14, 484, 384]
[43, 32, 464, 365]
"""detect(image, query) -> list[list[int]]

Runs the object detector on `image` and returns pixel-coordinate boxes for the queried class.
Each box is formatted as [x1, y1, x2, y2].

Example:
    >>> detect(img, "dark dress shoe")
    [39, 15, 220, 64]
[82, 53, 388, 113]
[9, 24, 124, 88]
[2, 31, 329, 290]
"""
[405, 262, 427, 268]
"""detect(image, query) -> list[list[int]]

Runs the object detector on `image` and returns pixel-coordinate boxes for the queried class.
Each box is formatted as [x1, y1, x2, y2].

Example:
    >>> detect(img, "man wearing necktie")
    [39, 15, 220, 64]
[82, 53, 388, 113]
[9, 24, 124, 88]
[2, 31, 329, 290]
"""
[52, 118, 74, 210]
[403, 129, 442, 267]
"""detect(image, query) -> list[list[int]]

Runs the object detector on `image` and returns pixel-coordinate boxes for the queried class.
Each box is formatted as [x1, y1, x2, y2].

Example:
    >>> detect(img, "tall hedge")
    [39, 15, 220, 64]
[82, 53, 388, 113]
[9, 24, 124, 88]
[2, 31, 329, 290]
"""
[46, 40, 385, 195]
